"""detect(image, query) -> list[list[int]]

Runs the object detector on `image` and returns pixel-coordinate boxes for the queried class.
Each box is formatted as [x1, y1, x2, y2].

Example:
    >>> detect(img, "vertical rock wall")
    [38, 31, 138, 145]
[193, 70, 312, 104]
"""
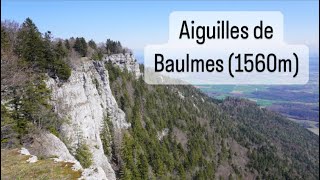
[46, 59, 130, 179]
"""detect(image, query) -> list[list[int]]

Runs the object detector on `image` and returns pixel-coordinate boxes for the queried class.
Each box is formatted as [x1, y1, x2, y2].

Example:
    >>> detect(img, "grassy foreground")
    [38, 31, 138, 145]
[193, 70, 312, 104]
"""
[1, 149, 81, 180]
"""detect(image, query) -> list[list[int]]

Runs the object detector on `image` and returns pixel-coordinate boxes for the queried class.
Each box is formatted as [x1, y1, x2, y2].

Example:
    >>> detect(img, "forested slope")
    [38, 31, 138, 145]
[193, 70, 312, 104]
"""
[106, 62, 319, 179]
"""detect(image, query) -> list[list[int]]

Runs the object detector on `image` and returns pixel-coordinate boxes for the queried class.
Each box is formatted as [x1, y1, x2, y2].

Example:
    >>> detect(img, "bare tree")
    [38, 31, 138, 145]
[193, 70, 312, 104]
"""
[1, 20, 20, 52]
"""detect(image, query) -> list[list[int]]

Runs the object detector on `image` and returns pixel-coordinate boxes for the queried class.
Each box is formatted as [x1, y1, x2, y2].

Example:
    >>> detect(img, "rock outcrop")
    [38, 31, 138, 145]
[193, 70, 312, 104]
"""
[45, 58, 130, 179]
[25, 132, 81, 169]
[103, 53, 141, 77]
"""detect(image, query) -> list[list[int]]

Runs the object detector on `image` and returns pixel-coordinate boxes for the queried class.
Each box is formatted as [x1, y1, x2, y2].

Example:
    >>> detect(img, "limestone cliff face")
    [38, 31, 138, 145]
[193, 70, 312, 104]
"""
[46, 59, 131, 179]
[103, 53, 142, 77]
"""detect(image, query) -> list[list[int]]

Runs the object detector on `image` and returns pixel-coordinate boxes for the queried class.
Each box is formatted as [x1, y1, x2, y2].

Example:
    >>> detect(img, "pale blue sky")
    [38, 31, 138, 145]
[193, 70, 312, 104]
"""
[1, 1, 319, 57]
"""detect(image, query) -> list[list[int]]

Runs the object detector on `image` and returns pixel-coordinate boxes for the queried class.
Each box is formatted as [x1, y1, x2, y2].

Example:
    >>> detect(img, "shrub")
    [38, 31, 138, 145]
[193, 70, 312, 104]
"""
[101, 114, 113, 157]
[53, 59, 71, 81]
[75, 143, 93, 168]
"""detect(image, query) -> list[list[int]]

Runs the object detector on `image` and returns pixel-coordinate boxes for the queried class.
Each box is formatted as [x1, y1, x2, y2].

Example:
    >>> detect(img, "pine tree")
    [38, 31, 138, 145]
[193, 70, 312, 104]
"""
[120, 166, 133, 180]
[52, 58, 71, 81]
[1, 25, 10, 52]
[106, 39, 123, 54]
[41, 32, 71, 81]
[15, 18, 44, 68]
[73, 37, 87, 57]
[88, 39, 97, 49]
[177, 163, 186, 179]
[101, 114, 113, 157]
[55, 40, 67, 59]
[75, 143, 93, 168]
[138, 154, 149, 180]
[42, 31, 55, 69]
[64, 39, 70, 50]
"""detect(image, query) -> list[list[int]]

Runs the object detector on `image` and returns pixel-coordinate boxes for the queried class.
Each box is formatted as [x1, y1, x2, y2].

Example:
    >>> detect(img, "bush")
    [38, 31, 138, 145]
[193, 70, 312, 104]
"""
[101, 115, 113, 157]
[92, 51, 103, 61]
[53, 59, 71, 81]
[73, 37, 87, 57]
[75, 143, 93, 168]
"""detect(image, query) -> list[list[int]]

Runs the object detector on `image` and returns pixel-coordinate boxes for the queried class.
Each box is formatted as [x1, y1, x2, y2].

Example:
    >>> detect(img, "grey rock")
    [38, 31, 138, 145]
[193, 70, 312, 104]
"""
[25, 132, 82, 170]
[103, 53, 142, 78]
[26, 155, 38, 163]
[46, 59, 130, 179]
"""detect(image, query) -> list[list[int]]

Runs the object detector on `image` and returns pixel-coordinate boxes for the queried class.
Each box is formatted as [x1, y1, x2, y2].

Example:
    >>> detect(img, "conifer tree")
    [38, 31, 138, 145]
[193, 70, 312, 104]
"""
[15, 18, 44, 68]
[138, 154, 149, 180]
[55, 40, 67, 59]
[88, 39, 97, 49]
[73, 37, 87, 57]
[64, 39, 70, 50]
[1, 25, 10, 52]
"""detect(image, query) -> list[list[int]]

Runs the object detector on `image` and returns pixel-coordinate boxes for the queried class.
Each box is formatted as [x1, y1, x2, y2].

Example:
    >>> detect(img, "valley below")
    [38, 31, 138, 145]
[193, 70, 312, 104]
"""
[198, 57, 319, 135]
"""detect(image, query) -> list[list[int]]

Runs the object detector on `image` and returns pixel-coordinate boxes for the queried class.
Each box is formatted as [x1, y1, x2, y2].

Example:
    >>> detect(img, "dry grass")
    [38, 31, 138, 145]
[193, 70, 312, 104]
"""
[1, 149, 82, 180]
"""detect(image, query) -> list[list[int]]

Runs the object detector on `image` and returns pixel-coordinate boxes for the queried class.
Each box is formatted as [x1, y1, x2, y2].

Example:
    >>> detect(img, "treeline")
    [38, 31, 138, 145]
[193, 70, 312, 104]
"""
[106, 39, 131, 54]
[1, 16, 132, 94]
[2, 18, 71, 81]
[70, 37, 131, 60]
[1, 18, 132, 75]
